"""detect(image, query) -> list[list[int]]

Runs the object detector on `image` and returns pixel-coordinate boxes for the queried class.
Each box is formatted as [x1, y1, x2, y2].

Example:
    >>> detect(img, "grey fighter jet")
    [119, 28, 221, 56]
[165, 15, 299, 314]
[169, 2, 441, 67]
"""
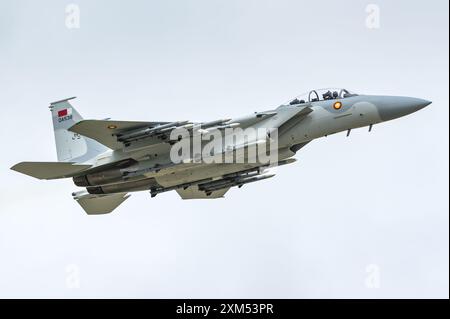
[11, 88, 431, 214]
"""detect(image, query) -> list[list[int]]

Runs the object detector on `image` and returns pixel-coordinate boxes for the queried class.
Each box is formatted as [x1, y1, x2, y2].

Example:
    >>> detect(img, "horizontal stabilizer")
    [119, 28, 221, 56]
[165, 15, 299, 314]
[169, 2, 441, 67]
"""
[73, 192, 130, 215]
[11, 162, 91, 180]
[69, 120, 168, 150]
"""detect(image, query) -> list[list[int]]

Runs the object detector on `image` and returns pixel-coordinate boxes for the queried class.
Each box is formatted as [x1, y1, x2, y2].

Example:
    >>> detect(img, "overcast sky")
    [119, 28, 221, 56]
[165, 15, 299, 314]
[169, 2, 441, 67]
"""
[0, 0, 448, 298]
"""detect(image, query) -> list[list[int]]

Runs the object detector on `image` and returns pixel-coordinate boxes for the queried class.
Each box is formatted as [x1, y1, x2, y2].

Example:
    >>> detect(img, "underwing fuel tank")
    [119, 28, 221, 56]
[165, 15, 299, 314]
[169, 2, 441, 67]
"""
[73, 159, 157, 186]
[87, 177, 159, 195]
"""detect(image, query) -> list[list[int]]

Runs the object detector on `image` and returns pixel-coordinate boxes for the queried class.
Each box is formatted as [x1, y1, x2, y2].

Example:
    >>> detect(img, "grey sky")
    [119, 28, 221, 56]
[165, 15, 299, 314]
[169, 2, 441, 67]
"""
[0, 0, 448, 298]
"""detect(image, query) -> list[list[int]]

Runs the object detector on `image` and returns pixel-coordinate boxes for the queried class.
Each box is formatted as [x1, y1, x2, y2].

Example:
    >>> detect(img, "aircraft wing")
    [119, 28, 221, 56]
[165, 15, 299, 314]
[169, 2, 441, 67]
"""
[68, 120, 169, 150]
[174, 173, 275, 199]
[68, 118, 236, 151]
[176, 186, 230, 199]
[68, 105, 313, 151]
[151, 159, 296, 199]
[172, 168, 277, 199]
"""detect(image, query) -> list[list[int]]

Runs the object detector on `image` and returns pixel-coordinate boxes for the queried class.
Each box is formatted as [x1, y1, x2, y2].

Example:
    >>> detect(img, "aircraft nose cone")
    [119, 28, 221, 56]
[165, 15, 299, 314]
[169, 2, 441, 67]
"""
[408, 97, 432, 111]
[376, 96, 432, 121]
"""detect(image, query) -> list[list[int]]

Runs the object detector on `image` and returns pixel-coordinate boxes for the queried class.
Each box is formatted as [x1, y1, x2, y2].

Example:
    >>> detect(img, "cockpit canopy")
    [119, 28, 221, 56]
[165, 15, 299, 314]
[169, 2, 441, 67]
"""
[287, 88, 358, 105]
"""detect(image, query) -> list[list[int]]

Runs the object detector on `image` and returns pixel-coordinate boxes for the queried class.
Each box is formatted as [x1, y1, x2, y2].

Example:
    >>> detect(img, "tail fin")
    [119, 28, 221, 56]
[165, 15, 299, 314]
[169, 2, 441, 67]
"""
[49, 97, 108, 162]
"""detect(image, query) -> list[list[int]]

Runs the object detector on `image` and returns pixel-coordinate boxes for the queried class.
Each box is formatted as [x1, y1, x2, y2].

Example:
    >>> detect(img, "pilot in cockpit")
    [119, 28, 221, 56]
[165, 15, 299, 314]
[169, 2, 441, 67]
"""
[323, 90, 339, 100]
[289, 98, 306, 105]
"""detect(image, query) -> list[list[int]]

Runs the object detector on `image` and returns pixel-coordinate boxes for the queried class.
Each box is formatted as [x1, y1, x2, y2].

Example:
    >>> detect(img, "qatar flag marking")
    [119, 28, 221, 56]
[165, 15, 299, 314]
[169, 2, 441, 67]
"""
[58, 108, 72, 117]
[57, 108, 73, 122]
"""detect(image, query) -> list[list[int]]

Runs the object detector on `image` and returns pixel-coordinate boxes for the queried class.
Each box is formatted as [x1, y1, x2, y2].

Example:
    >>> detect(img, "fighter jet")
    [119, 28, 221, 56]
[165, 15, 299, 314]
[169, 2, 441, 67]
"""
[11, 88, 431, 214]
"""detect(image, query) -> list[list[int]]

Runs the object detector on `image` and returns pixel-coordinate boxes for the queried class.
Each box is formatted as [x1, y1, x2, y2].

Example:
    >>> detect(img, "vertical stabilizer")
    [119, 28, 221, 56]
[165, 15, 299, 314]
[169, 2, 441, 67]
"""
[49, 97, 108, 162]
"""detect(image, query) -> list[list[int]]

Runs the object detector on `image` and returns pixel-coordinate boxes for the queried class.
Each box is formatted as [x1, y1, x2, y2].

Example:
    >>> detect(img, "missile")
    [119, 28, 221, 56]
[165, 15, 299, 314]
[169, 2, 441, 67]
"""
[149, 177, 214, 197]
[203, 174, 275, 193]
[72, 190, 89, 199]
[197, 171, 260, 191]
[215, 173, 275, 191]
[158, 123, 192, 133]
[175, 119, 233, 136]
[230, 139, 266, 153]
[216, 122, 240, 130]
[198, 118, 232, 129]
[148, 120, 190, 132]
[118, 121, 190, 141]
[117, 126, 153, 141]
[222, 167, 262, 179]
[198, 178, 234, 191]
[197, 122, 240, 134]
[150, 184, 180, 197]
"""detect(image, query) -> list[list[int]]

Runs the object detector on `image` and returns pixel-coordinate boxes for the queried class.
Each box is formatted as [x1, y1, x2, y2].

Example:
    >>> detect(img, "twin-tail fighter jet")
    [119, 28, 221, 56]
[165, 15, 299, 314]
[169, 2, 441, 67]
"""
[11, 88, 431, 214]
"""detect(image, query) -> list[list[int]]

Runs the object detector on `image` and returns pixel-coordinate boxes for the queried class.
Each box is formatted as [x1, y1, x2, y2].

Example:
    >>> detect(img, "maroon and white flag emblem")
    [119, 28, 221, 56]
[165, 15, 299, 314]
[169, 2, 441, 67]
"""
[57, 108, 72, 117]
